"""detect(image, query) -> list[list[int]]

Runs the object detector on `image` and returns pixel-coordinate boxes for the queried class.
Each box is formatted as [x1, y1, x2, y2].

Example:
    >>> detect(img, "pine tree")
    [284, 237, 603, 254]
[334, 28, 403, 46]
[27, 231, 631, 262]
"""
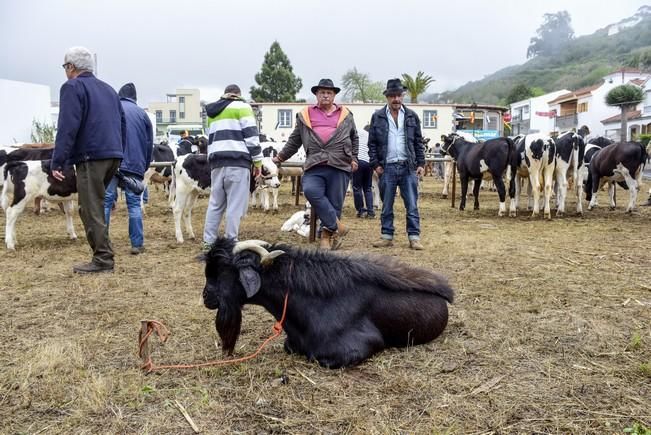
[250, 41, 303, 102]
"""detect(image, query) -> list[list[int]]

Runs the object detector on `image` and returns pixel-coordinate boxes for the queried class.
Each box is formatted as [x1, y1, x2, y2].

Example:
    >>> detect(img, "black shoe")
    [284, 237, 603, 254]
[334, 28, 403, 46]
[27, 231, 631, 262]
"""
[73, 262, 114, 274]
[366, 213, 376, 219]
[356, 211, 367, 218]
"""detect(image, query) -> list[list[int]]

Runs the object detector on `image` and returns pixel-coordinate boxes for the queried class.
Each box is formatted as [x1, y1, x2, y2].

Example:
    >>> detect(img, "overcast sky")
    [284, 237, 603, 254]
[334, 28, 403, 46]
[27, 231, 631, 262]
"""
[1, 0, 649, 107]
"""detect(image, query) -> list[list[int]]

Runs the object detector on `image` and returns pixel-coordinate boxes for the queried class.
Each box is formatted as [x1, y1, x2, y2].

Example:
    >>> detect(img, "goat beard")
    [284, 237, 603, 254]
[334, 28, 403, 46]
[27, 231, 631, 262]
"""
[215, 302, 242, 356]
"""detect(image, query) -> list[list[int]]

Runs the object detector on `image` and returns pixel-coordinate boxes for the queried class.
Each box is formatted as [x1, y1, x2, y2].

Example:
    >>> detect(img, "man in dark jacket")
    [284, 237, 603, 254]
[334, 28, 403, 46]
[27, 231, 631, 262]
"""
[272, 79, 359, 250]
[52, 46, 125, 273]
[368, 79, 425, 250]
[103, 83, 153, 255]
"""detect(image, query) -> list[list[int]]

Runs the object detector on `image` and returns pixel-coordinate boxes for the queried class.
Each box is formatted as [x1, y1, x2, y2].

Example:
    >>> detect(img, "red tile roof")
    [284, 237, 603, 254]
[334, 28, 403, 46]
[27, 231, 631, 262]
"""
[548, 82, 604, 104]
[600, 110, 642, 124]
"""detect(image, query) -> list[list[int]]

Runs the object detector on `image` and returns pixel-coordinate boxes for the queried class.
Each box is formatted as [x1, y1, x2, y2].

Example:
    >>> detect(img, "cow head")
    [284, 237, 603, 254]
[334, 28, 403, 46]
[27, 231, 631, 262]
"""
[440, 133, 461, 158]
[260, 157, 281, 188]
[202, 238, 285, 355]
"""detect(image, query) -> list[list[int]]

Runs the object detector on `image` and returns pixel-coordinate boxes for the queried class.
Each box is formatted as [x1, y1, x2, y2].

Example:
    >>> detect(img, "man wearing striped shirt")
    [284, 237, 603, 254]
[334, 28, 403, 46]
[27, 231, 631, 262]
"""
[202, 84, 262, 248]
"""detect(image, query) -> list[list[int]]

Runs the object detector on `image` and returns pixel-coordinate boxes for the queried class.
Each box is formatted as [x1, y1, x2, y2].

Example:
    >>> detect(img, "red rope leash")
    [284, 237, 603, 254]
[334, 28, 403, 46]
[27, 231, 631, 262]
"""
[139, 292, 289, 373]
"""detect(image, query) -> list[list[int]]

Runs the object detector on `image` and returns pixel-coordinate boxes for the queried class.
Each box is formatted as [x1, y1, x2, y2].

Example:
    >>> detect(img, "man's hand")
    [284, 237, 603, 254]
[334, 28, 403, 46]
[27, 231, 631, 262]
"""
[253, 167, 261, 178]
[272, 156, 281, 165]
[416, 166, 425, 177]
[52, 170, 65, 181]
[351, 161, 358, 172]
[375, 166, 384, 176]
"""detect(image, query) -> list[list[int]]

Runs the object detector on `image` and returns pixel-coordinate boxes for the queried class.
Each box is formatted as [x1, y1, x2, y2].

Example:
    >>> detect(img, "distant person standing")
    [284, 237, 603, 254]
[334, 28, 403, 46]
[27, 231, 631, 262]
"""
[51, 46, 125, 273]
[368, 78, 425, 250]
[352, 124, 375, 218]
[202, 84, 262, 250]
[272, 79, 359, 250]
[104, 83, 153, 255]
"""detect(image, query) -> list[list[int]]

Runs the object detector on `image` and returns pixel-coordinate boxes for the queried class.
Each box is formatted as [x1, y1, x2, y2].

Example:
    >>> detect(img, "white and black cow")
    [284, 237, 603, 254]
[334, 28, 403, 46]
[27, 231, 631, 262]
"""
[553, 131, 585, 216]
[0, 146, 54, 187]
[587, 141, 647, 213]
[441, 132, 477, 199]
[577, 136, 613, 214]
[144, 142, 177, 206]
[514, 133, 556, 219]
[2, 160, 77, 250]
[172, 153, 211, 243]
[441, 133, 516, 216]
[249, 157, 281, 213]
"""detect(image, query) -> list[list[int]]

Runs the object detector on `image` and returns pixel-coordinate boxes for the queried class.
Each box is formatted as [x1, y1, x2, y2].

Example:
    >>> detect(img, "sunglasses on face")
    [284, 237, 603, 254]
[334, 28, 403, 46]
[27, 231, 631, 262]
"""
[62, 63, 72, 69]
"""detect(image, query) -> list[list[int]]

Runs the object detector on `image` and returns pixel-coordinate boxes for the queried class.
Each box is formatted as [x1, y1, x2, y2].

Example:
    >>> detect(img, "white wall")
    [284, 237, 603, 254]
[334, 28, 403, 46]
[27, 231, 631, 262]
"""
[0, 79, 52, 144]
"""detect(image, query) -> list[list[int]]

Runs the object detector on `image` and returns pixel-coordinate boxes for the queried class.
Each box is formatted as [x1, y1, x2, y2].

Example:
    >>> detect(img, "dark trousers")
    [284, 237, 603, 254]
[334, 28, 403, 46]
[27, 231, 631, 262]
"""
[352, 160, 374, 216]
[76, 159, 121, 267]
[302, 165, 349, 232]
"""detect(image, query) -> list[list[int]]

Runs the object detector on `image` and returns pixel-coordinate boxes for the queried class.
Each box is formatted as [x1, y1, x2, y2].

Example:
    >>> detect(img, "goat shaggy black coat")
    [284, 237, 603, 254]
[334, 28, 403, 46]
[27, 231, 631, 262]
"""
[202, 238, 454, 369]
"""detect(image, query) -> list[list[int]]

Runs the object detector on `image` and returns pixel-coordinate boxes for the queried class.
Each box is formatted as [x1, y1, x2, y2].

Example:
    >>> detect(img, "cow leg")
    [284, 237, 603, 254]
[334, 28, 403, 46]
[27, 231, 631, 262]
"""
[250, 189, 258, 208]
[441, 161, 452, 199]
[459, 175, 469, 211]
[607, 183, 616, 210]
[472, 179, 481, 210]
[576, 167, 587, 216]
[543, 164, 554, 220]
[493, 174, 507, 217]
[555, 164, 568, 217]
[5, 201, 28, 250]
[623, 166, 639, 213]
[588, 175, 602, 210]
[529, 171, 541, 218]
[61, 200, 78, 240]
[263, 189, 271, 213]
[173, 186, 189, 243]
[514, 175, 522, 210]
[272, 187, 279, 213]
[184, 192, 199, 240]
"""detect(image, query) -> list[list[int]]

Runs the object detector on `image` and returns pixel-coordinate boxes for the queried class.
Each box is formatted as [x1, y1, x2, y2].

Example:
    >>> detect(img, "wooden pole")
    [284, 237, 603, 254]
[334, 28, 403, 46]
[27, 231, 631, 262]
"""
[451, 161, 457, 208]
[309, 209, 317, 243]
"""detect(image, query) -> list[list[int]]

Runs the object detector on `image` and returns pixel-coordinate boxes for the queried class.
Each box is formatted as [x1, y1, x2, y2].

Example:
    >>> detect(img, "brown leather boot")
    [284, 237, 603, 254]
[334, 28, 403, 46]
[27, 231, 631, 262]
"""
[336, 218, 349, 237]
[319, 229, 332, 249]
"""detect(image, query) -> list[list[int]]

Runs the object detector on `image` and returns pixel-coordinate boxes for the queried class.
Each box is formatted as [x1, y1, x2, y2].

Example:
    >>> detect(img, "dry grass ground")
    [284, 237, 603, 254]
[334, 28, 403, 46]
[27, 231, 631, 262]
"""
[0, 177, 650, 434]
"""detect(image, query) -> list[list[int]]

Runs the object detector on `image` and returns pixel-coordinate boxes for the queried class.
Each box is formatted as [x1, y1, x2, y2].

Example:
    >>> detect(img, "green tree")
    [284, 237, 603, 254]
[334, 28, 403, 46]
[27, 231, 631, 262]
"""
[505, 83, 534, 105]
[341, 68, 384, 103]
[401, 72, 435, 103]
[527, 11, 574, 58]
[250, 41, 302, 102]
[30, 118, 55, 143]
[605, 84, 644, 142]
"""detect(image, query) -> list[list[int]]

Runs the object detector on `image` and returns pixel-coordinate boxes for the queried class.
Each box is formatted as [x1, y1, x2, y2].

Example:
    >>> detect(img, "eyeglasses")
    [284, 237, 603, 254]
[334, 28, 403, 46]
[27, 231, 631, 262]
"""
[61, 63, 72, 69]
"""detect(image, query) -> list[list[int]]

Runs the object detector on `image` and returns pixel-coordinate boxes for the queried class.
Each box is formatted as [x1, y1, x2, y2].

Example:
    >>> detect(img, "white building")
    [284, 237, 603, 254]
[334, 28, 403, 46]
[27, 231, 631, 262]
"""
[509, 90, 569, 135]
[601, 77, 651, 141]
[252, 102, 506, 144]
[147, 88, 202, 137]
[548, 68, 649, 137]
[0, 79, 52, 144]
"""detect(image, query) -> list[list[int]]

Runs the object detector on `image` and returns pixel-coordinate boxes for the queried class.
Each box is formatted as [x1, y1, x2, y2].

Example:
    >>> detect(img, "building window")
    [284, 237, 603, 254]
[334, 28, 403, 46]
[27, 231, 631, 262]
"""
[155, 110, 163, 123]
[170, 110, 176, 123]
[423, 110, 438, 128]
[179, 96, 185, 103]
[522, 105, 530, 120]
[577, 102, 589, 113]
[278, 109, 292, 128]
[180, 112, 185, 119]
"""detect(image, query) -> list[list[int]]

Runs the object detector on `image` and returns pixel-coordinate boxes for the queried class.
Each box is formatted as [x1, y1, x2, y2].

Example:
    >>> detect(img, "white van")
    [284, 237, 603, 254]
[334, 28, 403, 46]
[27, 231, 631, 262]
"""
[166, 124, 204, 144]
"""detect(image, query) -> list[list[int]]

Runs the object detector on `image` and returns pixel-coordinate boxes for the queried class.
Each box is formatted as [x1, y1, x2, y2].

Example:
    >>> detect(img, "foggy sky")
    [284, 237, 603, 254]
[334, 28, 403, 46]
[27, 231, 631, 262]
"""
[1, 0, 649, 107]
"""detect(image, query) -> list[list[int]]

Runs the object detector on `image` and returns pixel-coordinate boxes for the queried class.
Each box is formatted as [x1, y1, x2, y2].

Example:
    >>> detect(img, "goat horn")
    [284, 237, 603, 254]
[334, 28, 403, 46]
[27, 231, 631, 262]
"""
[233, 240, 285, 266]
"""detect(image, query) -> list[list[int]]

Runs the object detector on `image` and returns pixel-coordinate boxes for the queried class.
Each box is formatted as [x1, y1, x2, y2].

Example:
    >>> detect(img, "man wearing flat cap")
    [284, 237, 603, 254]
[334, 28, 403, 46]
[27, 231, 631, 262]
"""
[273, 79, 359, 250]
[368, 78, 426, 250]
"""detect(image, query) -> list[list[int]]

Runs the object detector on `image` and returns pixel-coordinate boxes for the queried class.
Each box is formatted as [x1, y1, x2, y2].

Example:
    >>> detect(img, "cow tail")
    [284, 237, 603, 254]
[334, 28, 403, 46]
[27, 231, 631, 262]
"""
[168, 160, 177, 205]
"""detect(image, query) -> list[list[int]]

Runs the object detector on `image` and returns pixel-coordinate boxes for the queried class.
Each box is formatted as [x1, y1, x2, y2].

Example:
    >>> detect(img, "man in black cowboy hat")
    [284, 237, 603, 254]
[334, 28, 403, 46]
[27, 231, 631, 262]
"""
[273, 78, 359, 250]
[368, 78, 426, 250]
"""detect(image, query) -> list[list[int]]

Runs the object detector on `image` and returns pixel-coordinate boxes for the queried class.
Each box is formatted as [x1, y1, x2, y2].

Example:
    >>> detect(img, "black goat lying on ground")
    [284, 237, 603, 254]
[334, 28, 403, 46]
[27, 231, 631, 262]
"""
[202, 238, 454, 368]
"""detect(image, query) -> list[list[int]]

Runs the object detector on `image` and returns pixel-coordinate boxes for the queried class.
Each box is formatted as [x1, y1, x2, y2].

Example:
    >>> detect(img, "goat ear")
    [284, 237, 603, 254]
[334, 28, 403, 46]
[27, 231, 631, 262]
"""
[239, 267, 261, 298]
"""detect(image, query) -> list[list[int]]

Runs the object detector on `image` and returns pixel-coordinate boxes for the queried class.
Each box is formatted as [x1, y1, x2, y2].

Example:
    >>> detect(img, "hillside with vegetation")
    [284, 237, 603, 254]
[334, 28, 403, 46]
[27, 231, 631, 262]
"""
[437, 7, 651, 105]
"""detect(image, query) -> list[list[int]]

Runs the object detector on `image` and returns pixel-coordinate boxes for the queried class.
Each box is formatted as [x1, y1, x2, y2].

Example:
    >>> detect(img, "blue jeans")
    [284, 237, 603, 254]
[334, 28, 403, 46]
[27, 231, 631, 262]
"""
[352, 160, 374, 216]
[104, 177, 144, 248]
[379, 162, 420, 240]
[302, 165, 349, 232]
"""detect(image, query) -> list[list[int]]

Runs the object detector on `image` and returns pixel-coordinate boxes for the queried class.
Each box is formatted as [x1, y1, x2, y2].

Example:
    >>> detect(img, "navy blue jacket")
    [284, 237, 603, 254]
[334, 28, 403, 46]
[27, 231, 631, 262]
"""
[367, 105, 425, 171]
[52, 72, 125, 170]
[117, 83, 153, 178]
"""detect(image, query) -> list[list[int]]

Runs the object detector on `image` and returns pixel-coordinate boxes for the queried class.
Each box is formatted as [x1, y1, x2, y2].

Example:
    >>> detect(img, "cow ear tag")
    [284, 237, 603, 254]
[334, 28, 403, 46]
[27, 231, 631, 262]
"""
[239, 267, 261, 298]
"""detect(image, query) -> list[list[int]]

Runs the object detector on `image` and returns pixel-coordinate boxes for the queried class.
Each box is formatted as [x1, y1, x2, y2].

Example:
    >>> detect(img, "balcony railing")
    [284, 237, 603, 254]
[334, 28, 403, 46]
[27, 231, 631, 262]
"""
[555, 113, 578, 130]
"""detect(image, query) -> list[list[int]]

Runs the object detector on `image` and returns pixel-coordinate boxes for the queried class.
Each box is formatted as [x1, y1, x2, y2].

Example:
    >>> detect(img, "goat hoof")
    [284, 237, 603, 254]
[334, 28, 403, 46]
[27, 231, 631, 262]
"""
[441, 194, 448, 199]
[609, 206, 616, 211]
